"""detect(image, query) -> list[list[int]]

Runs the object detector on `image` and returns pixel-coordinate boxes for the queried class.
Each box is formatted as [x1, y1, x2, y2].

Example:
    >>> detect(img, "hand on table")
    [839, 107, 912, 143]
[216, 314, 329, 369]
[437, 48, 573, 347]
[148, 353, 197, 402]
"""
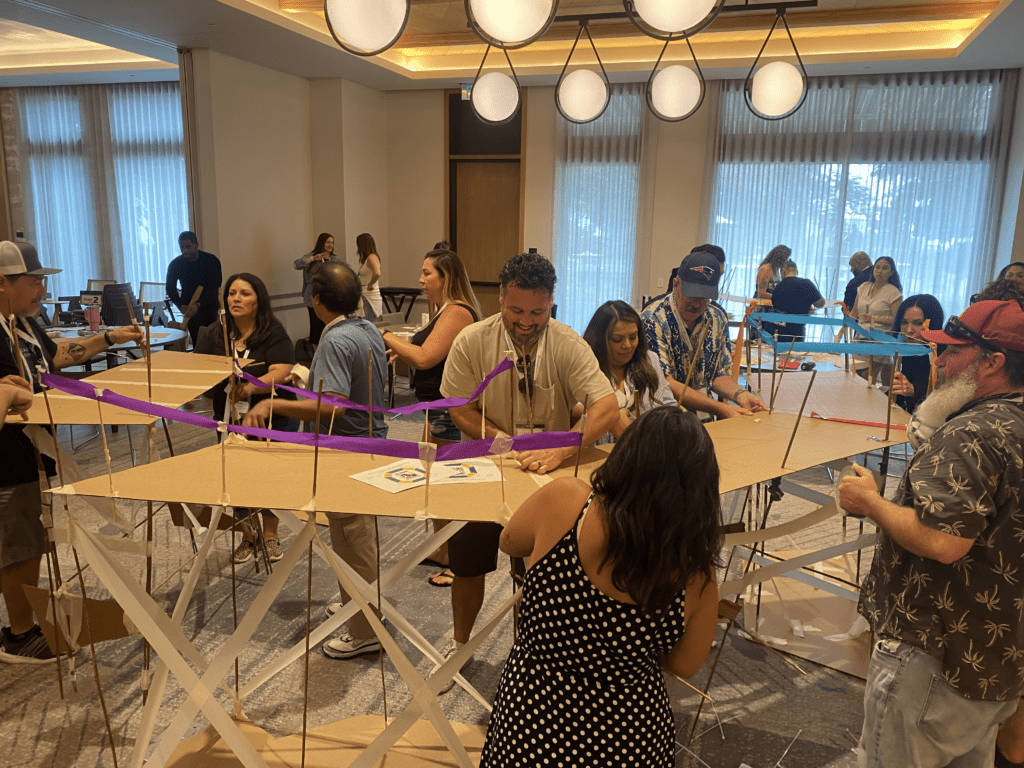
[513, 446, 573, 475]
[736, 391, 767, 413]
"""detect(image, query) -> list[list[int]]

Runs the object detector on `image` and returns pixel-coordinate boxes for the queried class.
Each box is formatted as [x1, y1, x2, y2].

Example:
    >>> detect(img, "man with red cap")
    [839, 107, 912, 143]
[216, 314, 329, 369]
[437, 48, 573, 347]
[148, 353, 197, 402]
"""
[840, 299, 1024, 767]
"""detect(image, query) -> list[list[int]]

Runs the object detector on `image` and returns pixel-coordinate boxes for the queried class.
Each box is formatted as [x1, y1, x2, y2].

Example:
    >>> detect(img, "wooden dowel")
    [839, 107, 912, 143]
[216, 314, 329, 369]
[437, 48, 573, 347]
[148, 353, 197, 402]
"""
[312, 380, 324, 500]
[574, 394, 588, 478]
[770, 331, 778, 407]
[884, 353, 900, 442]
[770, 337, 797, 412]
[678, 320, 712, 406]
[10, 314, 25, 381]
[781, 370, 817, 469]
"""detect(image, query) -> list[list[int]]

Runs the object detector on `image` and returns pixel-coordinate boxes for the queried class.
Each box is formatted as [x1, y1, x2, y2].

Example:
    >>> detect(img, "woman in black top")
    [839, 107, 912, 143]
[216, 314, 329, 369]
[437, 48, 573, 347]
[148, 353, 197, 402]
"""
[382, 247, 479, 584]
[889, 294, 943, 415]
[195, 272, 297, 564]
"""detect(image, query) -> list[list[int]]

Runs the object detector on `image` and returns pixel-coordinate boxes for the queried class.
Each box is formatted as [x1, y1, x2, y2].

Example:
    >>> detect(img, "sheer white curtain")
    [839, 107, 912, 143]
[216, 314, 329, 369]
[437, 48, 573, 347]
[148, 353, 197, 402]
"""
[708, 69, 1017, 325]
[1, 82, 189, 300]
[553, 83, 645, 333]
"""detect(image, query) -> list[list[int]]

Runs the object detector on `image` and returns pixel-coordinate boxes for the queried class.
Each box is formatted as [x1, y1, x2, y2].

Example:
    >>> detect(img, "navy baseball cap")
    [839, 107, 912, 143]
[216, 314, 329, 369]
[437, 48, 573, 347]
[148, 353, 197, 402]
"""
[676, 251, 722, 299]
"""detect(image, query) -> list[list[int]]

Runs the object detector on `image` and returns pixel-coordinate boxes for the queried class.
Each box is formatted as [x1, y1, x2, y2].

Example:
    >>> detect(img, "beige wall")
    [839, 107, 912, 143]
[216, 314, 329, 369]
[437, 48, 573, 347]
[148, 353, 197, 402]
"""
[340, 79, 389, 284]
[996, 71, 1024, 268]
[191, 49, 313, 342]
[385, 89, 444, 291]
[310, 78, 347, 259]
[523, 86, 556, 260]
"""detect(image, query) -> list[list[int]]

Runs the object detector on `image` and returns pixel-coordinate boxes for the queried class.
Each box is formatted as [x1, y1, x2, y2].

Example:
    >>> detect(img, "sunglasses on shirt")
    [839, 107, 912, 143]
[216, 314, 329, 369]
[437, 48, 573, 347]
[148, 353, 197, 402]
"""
[516, 354, 534, 398]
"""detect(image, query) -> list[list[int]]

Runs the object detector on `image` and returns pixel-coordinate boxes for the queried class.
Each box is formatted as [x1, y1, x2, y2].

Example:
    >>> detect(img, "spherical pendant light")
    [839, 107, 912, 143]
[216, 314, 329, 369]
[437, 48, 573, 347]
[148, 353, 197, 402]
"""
[649, 65, 703, 121]
[749, 61, 805, 119]
[471, 71, 521, 124]
[324, 0, 410, 56]
[557, 69, 610, 124]
[466, 0, 558, 49]
[634, 0, 718, 34]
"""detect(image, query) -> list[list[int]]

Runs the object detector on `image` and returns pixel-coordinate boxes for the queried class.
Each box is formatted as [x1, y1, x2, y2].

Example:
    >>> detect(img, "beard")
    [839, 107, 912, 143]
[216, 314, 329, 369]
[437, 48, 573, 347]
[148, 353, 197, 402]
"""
[907, 363, 979, 449]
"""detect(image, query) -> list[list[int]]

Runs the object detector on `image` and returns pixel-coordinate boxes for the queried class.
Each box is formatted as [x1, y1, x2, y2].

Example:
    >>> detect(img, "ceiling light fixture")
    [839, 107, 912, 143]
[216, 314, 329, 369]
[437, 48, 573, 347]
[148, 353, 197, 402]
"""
[743, 10, 808, 120]
[470, 45, 522, 125]
[623, 0, 725, 41]
[323, 0, 411, 57]
[645, 36, 705, 122]
[465, 0, 560, 50]
[555, 24, 611, 124]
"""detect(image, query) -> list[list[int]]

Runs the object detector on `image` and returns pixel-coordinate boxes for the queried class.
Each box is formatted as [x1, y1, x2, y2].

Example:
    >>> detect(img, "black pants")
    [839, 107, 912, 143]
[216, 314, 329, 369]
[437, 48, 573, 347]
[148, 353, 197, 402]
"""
[307, 307, 325, 346]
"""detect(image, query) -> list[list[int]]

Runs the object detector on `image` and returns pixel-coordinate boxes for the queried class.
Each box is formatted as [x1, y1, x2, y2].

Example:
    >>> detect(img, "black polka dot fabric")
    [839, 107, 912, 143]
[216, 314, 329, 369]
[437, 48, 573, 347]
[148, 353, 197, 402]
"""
[480, 493, 686, 767]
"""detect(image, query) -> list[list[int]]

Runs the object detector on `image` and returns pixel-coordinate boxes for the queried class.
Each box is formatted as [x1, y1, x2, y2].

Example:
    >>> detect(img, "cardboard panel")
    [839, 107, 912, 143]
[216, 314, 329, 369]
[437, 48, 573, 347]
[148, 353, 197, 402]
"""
[24, 584, 135, 651]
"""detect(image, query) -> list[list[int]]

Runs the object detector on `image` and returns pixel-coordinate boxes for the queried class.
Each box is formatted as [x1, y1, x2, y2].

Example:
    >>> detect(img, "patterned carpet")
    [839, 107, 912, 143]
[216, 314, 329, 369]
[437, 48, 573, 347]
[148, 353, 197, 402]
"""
[0, 377, 890, 768]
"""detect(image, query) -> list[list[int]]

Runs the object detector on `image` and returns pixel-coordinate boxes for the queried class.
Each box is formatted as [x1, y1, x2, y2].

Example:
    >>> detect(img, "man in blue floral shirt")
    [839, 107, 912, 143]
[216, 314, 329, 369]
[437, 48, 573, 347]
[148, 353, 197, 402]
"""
[641, 250, 766, 418]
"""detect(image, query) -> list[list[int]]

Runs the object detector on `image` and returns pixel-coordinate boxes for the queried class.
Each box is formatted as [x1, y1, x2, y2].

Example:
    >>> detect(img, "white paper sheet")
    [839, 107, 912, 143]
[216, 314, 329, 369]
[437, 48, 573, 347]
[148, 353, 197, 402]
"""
[351, 457, 502, 494]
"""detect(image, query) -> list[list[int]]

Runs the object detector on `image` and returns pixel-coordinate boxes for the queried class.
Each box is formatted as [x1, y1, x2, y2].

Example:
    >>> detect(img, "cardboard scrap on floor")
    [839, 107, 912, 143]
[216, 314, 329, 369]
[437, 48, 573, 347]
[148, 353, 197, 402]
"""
[743, 552, 871, 680]
[166, 714, 486, 768]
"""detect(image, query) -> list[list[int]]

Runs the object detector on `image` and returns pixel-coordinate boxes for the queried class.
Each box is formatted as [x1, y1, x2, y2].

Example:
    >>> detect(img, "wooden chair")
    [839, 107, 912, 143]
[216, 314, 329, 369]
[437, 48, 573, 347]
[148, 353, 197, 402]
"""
[87, 279, 115, 292]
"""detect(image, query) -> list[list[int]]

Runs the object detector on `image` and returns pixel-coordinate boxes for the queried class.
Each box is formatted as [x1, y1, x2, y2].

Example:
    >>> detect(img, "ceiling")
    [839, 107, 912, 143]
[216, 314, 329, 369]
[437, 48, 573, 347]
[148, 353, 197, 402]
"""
[0, 0, 1021, 88]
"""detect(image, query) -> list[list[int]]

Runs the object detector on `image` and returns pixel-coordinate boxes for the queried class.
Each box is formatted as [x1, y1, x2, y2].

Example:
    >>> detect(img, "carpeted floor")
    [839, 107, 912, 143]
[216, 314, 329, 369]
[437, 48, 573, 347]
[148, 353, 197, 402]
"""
[0, 376, 899, 768]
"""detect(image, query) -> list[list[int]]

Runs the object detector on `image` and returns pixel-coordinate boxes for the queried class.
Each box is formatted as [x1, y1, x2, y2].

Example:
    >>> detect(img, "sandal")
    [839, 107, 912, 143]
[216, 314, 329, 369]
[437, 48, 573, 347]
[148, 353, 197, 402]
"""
[428, 568, 455, 588]
[419, 556, 448, 569]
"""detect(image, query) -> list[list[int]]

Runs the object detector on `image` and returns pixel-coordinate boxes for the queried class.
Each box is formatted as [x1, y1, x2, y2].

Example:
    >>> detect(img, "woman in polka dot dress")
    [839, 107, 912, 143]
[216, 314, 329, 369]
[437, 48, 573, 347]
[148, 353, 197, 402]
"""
[481, 406, 723, 767]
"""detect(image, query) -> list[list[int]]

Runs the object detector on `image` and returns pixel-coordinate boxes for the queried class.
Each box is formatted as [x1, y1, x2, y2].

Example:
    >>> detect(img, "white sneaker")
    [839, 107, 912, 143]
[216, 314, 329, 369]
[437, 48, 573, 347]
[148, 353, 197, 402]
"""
[323, 633, 381, 660]
[433, 639, 472, 694]
[324, 602, 389, 628]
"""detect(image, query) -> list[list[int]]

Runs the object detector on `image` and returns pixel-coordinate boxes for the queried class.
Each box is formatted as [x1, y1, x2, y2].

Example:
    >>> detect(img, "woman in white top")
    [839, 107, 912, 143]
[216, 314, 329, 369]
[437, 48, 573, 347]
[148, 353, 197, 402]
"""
[356, 232, 382, 318]
[853, 256, 903, 384]
[576, 300, 675, 443]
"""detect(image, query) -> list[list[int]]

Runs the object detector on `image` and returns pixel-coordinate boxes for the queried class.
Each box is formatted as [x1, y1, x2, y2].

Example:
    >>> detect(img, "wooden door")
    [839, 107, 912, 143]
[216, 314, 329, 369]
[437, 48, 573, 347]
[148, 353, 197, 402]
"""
[455, 159, 520, 316]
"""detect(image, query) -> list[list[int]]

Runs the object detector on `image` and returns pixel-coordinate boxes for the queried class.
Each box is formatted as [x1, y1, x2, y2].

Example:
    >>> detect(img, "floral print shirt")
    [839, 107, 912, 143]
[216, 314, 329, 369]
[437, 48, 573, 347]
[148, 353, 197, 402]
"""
[859, 393, 1024, 700]
[641, 294, 732, 395]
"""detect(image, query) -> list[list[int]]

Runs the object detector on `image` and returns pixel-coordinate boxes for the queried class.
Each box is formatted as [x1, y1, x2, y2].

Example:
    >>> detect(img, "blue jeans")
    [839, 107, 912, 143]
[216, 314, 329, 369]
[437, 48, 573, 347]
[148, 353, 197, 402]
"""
[859, 638, 1016, 768]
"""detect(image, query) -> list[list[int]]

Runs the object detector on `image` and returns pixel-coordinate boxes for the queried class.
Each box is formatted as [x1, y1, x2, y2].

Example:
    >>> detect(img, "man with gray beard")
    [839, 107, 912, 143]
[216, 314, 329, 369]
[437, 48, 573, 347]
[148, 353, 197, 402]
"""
[840, 300, 1024, 768]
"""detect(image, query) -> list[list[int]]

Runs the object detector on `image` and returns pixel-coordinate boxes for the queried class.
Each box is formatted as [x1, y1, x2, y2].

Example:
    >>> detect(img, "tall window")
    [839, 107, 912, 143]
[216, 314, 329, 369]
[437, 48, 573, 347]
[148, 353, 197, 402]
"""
[709, 70, 1017, 324]
[553, 83, 645, 332]
[2, 82, 189, 299]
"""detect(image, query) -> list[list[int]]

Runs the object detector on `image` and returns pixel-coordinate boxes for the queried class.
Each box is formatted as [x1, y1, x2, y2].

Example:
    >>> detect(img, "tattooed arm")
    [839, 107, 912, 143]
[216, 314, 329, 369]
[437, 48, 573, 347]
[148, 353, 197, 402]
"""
[51, 326, 143, 370]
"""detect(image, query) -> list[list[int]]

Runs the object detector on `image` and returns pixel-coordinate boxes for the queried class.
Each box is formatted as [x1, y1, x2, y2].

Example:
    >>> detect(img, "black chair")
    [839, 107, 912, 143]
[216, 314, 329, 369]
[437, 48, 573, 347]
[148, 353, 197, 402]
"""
[101, 283, 143, 327]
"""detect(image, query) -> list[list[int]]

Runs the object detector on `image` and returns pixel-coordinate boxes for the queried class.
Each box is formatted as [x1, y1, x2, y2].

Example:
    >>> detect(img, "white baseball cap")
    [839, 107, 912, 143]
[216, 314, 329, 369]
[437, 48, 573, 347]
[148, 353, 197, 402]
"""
[0, 240, 61, 276]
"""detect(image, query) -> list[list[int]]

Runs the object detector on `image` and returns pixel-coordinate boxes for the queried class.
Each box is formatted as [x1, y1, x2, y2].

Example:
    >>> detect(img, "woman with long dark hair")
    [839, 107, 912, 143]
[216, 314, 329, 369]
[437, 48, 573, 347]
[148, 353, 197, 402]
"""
[889, 295, 944, 415]
[294, 232, 340, 345]
[481, 407, 722, 767]
[853, 256, 903, 384]
[356, 232, 382, 318]
[195, 272, 297, 564]
[579, 300, 674, 443]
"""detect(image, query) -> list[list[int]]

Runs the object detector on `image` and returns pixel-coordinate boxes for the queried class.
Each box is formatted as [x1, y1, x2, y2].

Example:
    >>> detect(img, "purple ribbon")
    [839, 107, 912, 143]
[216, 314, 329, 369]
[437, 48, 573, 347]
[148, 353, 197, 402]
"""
[40, 371, 583, 462]
[235, 357, 514, 415]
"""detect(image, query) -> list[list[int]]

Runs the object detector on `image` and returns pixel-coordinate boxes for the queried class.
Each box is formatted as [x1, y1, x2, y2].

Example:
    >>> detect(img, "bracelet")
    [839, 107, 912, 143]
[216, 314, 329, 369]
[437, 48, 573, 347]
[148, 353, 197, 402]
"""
[731, 388, 746, 403]
[103, 330, 114, 346]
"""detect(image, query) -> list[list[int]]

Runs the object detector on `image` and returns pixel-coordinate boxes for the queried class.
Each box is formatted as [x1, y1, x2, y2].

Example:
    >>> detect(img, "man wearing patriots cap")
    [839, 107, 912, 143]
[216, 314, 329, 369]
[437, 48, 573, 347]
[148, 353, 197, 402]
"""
[840, 299, 1024, 767]
[0, 240, 141, 663]
[641, 249, 766, 418]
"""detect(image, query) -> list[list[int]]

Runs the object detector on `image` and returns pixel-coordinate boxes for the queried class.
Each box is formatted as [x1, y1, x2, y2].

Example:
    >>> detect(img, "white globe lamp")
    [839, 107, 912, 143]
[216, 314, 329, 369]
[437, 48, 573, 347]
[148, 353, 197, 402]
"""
[749, 61, 805, 119]
[633, 0, 718, 34]
[557, 70, 609, 123]
[324, 0, 409, 56]
[649, 65, 703, 120]
[467, 0, 557, 48]
[471, 71, 521, 124]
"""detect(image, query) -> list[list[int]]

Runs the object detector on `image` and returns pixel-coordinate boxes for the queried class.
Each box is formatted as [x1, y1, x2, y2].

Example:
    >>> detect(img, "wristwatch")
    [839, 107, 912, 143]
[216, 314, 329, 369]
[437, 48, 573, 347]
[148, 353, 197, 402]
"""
[103, 330, 114, 346]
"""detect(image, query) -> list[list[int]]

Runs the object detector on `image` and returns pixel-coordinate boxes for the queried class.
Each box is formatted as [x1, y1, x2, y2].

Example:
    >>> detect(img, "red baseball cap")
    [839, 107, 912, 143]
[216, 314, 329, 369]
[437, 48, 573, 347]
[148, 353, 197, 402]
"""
[921, 300, 1024, 353]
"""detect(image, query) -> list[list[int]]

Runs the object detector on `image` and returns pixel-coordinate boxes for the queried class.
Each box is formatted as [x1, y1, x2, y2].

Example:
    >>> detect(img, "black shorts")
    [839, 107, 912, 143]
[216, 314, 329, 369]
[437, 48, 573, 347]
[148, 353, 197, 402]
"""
[448, 521, 503, 578]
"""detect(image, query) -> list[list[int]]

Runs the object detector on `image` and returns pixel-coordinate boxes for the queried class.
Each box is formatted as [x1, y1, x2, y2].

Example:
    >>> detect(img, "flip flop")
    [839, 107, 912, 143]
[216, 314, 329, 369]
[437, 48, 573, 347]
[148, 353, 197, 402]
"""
[419, 556, 448, 569]
[428, 568, 455, 588]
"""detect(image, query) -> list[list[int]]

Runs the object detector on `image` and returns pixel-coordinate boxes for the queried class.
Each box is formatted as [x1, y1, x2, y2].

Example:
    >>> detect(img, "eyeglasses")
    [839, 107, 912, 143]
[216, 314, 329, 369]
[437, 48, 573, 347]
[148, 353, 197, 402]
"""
[943, 315, 1001, 353]
[516, 354, 534, 398]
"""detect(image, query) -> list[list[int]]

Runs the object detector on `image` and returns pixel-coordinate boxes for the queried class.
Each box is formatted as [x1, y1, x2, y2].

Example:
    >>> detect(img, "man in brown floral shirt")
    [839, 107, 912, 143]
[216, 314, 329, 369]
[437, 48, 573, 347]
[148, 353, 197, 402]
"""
[840, 299, 1024, 768]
